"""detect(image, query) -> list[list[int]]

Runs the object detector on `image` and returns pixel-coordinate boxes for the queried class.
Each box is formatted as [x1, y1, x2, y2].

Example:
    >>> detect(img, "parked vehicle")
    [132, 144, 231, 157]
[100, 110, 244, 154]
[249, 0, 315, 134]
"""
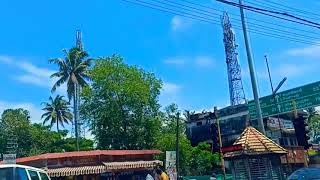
[0, 164, 50, 180]
[288, 167, 320, 180]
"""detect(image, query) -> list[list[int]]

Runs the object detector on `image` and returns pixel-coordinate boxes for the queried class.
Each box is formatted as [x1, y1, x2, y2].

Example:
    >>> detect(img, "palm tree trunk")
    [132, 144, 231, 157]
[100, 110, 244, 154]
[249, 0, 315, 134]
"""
[74, 84, 80, 151]
[57, 121, 59, 132]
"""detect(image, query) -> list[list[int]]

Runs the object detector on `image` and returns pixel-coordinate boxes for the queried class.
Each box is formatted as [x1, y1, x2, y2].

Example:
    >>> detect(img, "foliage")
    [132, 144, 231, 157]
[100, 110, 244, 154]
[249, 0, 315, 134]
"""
[0, 109, 32, 157]
[307, 108, 320, 144]
[80, 55, 162, 149]
[49, 47, 92, 100]
[41, 95, 73, 131]
[155, 104, 219, 176]
[0, 108, 94, 158]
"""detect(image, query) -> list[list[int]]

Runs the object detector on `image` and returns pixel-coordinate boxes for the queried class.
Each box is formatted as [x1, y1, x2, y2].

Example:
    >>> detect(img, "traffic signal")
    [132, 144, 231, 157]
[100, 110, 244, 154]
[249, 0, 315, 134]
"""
[293, 115, 312, 150]
[210, 123, 220, 152]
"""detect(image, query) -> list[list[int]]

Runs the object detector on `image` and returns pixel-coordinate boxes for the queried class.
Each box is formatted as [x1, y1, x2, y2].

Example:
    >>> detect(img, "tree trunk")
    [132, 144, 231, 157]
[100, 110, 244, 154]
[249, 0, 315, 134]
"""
[57, 121, 59, 132]
[74, 83, 80, 151]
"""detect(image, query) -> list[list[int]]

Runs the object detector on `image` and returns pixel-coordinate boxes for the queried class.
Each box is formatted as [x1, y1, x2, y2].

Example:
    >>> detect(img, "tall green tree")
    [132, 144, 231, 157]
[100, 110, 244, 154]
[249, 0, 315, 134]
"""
[80, 55, 162, 149]
[41, 95, 73, 131]
[50, 47, 92, 150]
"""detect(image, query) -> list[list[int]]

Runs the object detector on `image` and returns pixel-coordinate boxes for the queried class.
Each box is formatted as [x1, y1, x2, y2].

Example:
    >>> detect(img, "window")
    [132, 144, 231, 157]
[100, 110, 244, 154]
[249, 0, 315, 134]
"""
[0, 168, 13, 180]
[15, 168, 28, 180]
[28, 170, 40, 180]
[39, 172, 49, 180]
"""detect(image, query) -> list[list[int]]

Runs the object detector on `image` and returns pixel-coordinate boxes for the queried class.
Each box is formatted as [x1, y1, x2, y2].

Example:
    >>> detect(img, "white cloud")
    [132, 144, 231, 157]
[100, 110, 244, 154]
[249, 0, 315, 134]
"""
[162, 82, 182, 94]
[0, 55, 13, 64]
[0, 101, 43, 123]
[0, 56, 67, 95]
[286, 44, 320, 58]
[15, 74, 50, 88]
[164, 57, 186, 66]
[171, 16, 192, 31]
[18, 61, 54, 77]
[164, 56, 216, 68]
[195, 56, 215, 67]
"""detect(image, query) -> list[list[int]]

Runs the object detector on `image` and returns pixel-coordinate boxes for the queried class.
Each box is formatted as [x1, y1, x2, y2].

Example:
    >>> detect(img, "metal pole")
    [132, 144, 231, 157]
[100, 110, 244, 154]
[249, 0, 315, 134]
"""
[239, 0, 266, 134]
[265, 55, 274, 93]
[214, 107, 226, 180]
[176, 112, 180, 179]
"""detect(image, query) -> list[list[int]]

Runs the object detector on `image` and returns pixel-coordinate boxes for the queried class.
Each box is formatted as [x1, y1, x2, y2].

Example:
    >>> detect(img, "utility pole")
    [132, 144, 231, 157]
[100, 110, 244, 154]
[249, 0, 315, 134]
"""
[238, 0, 265, 134]
[176, 112, 180, 180]
[214, 107, 226, 180]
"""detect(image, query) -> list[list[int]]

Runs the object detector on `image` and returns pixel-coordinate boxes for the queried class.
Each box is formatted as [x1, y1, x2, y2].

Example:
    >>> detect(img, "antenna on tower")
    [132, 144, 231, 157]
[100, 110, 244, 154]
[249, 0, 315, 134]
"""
[221, 12, 246, 106]
[76, 30, 83, 50]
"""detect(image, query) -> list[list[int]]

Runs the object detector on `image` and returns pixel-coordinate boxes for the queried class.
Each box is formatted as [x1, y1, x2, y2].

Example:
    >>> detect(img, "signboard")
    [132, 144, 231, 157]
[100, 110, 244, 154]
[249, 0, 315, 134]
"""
[3, 154, 16, 164]
[166, 151, 177, 180]
[267, 117, 294, 130]
[221, 144, 243, 153]
[249, 81, 320, 119]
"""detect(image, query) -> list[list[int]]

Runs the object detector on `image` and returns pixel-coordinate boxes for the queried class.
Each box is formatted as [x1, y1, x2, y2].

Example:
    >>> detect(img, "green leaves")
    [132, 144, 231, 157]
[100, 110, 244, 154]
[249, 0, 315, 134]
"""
[307, 108, 320, 144]
[50, 47, 92, 101]
[0, 108, 94, 157]
[80, 55, 162, 150]
[154, 104, 219, 176]
[41, 95, 73, 131]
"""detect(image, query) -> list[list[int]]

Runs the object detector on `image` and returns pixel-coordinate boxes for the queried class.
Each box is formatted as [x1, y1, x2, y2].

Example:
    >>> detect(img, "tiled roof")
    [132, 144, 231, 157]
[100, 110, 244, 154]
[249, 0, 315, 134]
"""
[46, 160, 163, 177]
[224, 126, 287, 158]
[13, 150, 162, 163]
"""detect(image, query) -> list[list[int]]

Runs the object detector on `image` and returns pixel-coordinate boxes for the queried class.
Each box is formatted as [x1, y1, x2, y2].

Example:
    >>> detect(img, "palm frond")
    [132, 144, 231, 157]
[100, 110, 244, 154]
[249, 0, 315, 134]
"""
[51, 76, 68, 93]
[76, 74, 89, 88]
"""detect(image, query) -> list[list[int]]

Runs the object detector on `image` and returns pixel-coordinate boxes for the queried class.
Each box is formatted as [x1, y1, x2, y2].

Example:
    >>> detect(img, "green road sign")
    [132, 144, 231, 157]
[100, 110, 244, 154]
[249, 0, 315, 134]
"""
[249, 81, 320, 119]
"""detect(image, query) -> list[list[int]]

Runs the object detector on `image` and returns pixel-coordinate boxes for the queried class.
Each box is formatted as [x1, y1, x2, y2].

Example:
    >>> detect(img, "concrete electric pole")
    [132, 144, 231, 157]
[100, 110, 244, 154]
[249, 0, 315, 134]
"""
[238, 0, 266, 134]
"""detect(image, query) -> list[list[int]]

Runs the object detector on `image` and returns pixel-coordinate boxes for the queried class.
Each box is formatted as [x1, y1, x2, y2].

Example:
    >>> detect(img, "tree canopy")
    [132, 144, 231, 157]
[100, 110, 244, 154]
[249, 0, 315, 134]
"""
[0, 108, 94, 158]
[81, 55, 162, 149]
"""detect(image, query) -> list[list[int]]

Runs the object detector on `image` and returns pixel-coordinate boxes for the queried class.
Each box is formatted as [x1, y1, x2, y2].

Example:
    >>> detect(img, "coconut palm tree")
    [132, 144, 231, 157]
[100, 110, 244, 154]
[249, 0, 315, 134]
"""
[49, 47, 92, 150]
[42, 95, 73, 131]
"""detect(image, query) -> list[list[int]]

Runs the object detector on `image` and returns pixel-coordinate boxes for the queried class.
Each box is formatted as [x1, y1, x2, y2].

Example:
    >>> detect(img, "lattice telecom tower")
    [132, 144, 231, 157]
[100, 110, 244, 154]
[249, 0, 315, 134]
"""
[221, 12, 246, 106]
[72, 30, 86, 138]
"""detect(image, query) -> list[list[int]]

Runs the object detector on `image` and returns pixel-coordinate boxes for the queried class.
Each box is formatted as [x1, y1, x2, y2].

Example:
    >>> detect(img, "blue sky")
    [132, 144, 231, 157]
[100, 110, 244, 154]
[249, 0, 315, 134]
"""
[0, 0, 320, 126]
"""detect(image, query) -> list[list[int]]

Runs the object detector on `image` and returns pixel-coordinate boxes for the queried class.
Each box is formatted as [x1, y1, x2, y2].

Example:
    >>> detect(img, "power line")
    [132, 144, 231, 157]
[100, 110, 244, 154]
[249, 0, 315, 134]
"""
[244, 0, 320, 22]
[121, 0, 320, 45]
[261, 0, 320, 19]
[179, 0, 320, 36]
[216, 0, 320, 29]
[156, 0, 320, 40]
